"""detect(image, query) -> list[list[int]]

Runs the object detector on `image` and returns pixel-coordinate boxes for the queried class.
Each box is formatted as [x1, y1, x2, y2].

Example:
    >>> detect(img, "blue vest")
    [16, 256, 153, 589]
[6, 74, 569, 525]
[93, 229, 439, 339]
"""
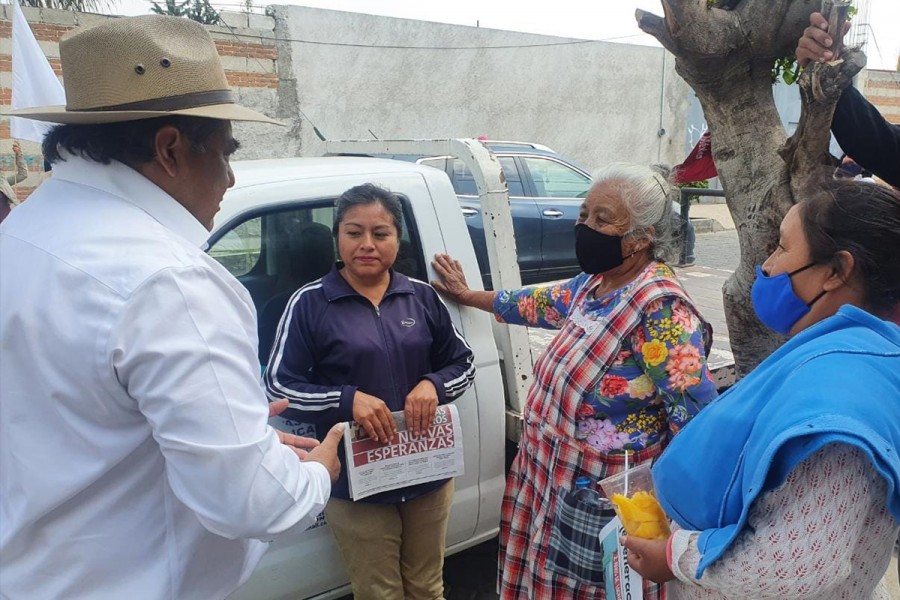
[653, 305, 900, 578]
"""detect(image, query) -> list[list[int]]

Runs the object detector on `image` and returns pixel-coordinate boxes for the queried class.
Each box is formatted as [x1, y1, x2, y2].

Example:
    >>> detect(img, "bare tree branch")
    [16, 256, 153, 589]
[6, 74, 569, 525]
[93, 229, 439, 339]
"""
[780, 1, 859, 198]
[635, 9, 677, 54]
[781, 48, 865, 193]
[659, 0, 707, 36]
[824, 1, 852, 62]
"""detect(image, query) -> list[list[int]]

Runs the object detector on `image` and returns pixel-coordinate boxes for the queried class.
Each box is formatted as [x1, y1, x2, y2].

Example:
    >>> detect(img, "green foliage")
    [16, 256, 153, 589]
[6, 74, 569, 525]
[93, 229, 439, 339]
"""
[150, 0, 221, 25]
[676, 179, 710, 202]
[773, 56, 802, 85]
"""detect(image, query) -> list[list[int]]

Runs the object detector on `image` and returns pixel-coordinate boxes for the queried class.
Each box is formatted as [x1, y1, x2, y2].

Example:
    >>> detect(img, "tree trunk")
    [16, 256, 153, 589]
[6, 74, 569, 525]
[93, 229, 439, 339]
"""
[637, 0, 860, 377]
[697, 73, 791, 375]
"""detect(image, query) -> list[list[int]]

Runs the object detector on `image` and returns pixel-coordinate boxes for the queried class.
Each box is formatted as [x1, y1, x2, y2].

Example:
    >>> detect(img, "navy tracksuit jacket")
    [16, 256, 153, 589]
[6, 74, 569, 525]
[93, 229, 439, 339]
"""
[264, 266, 476, 503]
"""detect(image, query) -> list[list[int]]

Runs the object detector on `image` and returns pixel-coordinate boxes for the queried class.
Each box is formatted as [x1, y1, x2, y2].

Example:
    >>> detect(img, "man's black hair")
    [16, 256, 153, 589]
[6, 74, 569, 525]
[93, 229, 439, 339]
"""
[42, 116, 228, 167]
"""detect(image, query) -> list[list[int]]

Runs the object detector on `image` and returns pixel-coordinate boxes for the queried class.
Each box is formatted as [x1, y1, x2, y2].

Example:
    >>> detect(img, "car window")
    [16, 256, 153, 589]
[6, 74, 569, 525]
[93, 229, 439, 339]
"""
[208, 197, 427, 365]
[452, 158, 525, 197]
[451, 159, 478, 196]
[497, 157, 525, 196]
[521, 156, 591, 198]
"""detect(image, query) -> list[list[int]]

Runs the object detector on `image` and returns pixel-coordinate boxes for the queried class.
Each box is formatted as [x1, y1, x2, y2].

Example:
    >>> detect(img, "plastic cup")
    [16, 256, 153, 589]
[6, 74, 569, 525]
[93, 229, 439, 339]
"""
[599, 462, 670, 540]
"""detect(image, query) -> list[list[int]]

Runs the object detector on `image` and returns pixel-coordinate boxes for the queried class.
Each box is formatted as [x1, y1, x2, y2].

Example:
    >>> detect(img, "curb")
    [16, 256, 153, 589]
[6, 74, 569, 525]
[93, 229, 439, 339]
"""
[691, 218, 724, 234]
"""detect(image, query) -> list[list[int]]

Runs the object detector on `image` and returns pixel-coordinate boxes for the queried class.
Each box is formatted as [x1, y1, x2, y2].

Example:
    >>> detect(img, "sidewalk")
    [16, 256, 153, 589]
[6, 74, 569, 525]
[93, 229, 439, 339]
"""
[690, 203, 734, 232]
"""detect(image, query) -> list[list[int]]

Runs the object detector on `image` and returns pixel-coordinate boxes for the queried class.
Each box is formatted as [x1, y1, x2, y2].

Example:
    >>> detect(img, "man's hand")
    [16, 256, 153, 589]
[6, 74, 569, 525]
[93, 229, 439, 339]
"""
[404, 379, 438, 436]
[303, 423, 344, 482]
[352, 391, 396, 444]
[12, 141, 21, 157]
[276, 430, 321, 457]
[268, 398, 290, 418]
[796, 11, 851, 68]
[268, 399, 321, 457]
[621, 535, 675, 584]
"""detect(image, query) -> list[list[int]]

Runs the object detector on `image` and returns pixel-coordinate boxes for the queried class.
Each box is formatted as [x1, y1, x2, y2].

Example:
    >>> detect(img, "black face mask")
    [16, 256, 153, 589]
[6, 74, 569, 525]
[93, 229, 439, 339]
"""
[575, 223, 628, 274]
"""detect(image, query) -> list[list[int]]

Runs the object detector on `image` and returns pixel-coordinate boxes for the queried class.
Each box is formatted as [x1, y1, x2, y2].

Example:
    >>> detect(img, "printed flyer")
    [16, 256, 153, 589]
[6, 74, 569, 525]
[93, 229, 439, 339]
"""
[343, 404, 464, 500]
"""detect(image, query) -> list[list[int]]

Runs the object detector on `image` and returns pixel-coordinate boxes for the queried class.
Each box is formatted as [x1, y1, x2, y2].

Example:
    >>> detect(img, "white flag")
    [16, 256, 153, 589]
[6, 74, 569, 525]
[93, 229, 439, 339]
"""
[10, 1, 66, 144]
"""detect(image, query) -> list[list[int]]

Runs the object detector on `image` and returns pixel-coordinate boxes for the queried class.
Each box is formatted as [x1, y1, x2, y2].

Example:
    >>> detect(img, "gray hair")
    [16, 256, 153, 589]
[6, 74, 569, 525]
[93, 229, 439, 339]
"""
[589, 162, 678, 263]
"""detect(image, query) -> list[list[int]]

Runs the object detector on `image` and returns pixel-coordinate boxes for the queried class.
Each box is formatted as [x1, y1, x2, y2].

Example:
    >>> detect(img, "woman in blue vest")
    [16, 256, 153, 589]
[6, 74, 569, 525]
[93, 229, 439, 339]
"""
[623, 179, 900, 599]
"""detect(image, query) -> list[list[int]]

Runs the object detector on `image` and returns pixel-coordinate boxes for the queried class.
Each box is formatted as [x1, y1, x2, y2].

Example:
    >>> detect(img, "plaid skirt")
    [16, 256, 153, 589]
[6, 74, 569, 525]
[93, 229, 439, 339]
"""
[498, 421, 666, 600]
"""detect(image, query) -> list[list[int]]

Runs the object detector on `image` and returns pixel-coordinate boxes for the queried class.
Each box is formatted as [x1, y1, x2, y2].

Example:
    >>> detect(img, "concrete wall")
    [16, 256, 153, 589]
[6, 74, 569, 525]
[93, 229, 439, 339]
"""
[271, 5, 692, 172]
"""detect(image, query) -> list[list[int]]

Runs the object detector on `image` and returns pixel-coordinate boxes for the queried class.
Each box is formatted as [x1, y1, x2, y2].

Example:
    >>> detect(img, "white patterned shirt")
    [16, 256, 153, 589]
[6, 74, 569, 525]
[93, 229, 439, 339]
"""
[669, 444, 898, 600]
[0, 155, 331, 599]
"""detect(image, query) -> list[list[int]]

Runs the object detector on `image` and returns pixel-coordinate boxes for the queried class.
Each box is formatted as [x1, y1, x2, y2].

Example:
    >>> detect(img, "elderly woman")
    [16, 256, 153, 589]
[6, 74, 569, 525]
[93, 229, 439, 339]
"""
[432, 163, 718, 599]
[624, 179, 900, 599]
[265, 183, 475, 600]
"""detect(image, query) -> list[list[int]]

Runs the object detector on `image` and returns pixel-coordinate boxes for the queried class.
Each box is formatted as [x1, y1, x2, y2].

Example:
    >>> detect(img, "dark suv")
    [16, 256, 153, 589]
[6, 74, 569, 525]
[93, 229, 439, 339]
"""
[346, 141, 593, 287]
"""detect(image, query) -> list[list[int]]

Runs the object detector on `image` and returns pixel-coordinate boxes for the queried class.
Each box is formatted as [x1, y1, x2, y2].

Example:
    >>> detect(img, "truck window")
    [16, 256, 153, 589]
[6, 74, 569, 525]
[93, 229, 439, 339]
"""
[452, 158, 525, 197]
[521, 156, 591, 198]
[207, 220, 261, 277]
[208, 197, 426, 365]
[418, 157, 449, 173]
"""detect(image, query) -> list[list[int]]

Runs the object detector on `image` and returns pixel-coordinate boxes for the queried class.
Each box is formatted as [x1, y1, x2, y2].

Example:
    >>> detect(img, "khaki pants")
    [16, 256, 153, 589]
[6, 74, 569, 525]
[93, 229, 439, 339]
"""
[325, 480, 454, 600]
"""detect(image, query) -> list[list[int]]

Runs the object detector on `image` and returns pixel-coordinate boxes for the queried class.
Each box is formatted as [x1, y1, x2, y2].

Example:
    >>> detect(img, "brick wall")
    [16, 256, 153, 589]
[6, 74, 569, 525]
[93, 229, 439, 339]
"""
[861, 69, 900, 125]
[0, 7, 280, 202]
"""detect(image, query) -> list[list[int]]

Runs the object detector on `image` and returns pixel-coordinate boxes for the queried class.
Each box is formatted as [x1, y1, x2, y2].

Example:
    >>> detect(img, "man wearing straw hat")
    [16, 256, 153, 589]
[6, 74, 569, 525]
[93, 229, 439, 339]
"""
[0, 15, 343, 599]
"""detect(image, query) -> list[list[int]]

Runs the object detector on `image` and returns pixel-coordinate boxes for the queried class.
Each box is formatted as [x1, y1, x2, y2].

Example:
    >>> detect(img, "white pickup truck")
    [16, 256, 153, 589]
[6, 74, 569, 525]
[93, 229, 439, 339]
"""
[208, 140, 527, 600]
[208, 139, 734, 599]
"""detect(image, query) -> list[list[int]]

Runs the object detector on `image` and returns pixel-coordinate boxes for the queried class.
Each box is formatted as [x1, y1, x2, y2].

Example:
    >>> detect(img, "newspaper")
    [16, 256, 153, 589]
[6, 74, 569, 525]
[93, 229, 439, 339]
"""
[598, 516, 644, 600]
[343, 404, 464, 501]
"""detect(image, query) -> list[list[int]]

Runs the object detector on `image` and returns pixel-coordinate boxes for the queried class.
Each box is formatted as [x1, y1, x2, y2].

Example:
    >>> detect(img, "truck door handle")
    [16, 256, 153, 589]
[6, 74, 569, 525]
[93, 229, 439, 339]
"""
[542, 209, 564, 218]
[461, 208, 478, 217]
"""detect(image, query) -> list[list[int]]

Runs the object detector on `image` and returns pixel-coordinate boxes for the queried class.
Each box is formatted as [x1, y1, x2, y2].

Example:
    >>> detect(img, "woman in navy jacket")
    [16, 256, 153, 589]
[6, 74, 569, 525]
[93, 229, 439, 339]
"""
[265, 183, 475, 600]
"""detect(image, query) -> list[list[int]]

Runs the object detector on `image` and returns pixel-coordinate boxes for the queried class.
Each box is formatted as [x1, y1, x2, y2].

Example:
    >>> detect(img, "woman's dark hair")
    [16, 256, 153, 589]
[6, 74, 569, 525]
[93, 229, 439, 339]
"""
[41, 116, 228, 167]
[801, 179, 900, 316]
[333, 183, 403, 237]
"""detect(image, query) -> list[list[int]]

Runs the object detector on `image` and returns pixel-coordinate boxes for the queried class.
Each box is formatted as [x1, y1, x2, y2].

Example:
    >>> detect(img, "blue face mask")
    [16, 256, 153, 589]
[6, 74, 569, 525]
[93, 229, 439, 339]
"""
[751, 264, 827, 335]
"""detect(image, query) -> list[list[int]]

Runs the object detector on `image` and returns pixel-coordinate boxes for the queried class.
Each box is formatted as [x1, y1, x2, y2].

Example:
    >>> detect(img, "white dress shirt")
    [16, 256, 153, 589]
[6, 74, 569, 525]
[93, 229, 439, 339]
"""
[0, 155, 331, 599]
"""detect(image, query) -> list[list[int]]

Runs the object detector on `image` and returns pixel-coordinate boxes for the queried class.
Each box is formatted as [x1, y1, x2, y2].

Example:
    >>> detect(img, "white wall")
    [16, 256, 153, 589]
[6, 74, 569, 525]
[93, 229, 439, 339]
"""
[270, 5, 691, 171]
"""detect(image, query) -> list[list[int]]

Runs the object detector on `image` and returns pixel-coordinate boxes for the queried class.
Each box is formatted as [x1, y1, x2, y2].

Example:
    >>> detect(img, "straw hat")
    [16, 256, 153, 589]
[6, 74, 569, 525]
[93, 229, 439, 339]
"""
[7, 15, 280, 125]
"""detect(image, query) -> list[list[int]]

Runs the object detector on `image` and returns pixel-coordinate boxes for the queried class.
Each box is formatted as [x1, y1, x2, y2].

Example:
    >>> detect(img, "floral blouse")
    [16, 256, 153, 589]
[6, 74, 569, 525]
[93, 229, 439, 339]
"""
[494, 268, 717, 453]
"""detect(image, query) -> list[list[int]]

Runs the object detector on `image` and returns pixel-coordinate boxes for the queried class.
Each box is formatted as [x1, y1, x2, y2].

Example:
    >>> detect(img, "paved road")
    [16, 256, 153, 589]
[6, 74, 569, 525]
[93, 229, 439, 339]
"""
[694, 229, 739, 271]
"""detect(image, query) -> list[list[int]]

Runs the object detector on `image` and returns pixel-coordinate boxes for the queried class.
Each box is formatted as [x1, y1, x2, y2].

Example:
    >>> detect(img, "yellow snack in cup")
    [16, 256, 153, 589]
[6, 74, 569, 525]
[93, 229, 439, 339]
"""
[610, 491, 671, 540]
